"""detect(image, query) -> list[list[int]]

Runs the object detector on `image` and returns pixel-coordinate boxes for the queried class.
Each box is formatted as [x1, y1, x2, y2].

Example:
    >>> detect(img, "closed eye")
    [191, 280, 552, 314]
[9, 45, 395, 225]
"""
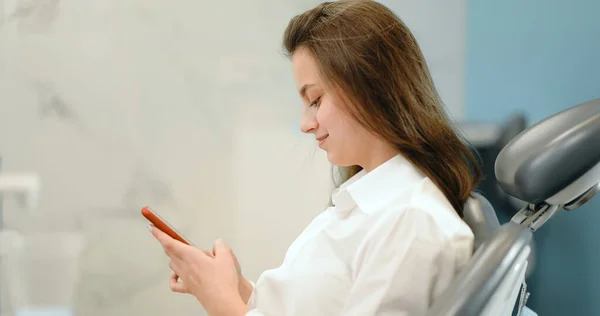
[309, 97, 322, 107]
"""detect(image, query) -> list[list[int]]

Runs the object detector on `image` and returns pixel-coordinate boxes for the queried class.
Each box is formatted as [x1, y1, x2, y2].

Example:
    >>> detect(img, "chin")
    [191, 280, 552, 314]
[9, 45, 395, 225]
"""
[326, 152, 353, 167]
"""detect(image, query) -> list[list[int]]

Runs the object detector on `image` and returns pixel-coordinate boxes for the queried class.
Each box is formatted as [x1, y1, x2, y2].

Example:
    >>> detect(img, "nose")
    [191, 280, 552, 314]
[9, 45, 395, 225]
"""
[300, 109, 318, 134]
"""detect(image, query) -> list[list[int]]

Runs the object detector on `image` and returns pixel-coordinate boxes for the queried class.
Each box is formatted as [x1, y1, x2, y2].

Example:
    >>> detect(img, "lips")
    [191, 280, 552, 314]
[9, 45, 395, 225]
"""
[317, 135, 328, 147]
[316, 135, 328, 142]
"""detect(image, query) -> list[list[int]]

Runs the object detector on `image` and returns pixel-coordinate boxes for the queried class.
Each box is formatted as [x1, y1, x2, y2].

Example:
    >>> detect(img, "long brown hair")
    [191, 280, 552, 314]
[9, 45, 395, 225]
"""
[283, 0, 482, 216]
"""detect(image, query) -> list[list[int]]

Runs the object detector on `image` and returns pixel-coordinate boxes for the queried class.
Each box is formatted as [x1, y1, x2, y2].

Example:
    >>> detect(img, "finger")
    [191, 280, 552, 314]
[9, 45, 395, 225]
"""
[204, 248, 215, 258]
[167, 261, 182, 286]
[149, 225, 173, 246]
[170, 273, 188, 293]
[213, 238, 231, 257]
[150, 226, 186, 258]
[168, 260, 182, 275]
[230, 249, 242, 274]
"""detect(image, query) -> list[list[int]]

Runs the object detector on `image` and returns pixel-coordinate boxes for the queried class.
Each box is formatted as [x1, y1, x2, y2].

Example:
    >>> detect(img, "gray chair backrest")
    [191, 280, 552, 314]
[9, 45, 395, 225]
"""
[463, 192, 501, 250]
[427, 222, 533, 316]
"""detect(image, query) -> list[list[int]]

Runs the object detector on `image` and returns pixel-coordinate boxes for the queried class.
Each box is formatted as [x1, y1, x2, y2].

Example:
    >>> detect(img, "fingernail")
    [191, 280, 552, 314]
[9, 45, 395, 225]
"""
[216, 238, 227, 247]
[147, 224, 153, 232]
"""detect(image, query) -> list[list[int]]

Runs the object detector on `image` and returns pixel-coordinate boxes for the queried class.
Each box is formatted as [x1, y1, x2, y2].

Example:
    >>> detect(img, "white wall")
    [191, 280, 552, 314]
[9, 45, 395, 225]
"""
[0, 1, 466, 315]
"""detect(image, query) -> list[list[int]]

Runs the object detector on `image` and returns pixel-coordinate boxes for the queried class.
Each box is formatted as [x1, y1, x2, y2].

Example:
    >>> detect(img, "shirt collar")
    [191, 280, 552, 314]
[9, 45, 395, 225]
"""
[331, 154, 425, 214]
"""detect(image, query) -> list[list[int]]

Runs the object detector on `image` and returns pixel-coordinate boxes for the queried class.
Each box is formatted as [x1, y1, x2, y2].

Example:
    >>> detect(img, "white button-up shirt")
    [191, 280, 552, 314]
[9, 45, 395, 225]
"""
[246, 154, 474, 315]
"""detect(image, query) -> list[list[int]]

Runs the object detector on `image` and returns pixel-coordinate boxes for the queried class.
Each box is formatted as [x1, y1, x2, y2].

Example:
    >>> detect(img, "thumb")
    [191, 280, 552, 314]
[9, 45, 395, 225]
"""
[213, 238, 231, 256]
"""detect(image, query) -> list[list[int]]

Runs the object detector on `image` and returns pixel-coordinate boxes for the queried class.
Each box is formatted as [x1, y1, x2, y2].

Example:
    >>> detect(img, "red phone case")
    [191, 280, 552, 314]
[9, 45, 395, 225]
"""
[141, 206, 192, 246]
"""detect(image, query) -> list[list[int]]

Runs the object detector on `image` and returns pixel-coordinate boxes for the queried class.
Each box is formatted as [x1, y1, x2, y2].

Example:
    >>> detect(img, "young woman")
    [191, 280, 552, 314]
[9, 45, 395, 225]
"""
[150, 1, 482, 315]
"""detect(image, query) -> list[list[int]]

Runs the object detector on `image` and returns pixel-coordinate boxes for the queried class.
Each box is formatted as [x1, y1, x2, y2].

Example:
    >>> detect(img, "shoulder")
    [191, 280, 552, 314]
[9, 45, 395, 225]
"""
[365, 205, 472, 251]
[352, 204, 473, 287]
[358, 178, 474, 261]
[409, 177, 473, 242]
[368, 178, 473, 240]
[350, 177, 474, 298]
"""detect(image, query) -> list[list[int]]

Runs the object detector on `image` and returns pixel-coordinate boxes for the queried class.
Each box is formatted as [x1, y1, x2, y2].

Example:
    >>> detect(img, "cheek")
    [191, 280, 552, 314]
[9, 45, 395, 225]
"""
[317, 102, 357, 155]
[331, 108, 369, 147]
[315, 102, 331, 127]
[316, 100, 343, 132]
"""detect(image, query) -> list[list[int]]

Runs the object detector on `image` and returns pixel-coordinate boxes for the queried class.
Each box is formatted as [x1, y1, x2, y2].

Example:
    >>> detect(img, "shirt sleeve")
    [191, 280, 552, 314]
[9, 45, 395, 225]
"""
[339, 207, 460, 316]
[246, 280, 271, 316]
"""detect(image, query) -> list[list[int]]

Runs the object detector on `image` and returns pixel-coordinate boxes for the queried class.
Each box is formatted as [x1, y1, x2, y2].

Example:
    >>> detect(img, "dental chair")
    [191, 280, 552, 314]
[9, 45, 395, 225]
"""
[462, 192, 500, 250]
[428, 98, 600, 316]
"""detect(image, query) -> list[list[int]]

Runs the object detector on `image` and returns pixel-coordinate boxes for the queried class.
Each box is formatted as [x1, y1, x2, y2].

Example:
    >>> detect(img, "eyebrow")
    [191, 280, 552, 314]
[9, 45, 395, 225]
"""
[299, 84, 316, 98]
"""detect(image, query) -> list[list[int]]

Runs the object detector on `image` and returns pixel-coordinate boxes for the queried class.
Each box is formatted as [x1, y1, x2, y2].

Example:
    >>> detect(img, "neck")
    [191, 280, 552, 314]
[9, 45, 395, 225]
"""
[360, 143, 398, 172]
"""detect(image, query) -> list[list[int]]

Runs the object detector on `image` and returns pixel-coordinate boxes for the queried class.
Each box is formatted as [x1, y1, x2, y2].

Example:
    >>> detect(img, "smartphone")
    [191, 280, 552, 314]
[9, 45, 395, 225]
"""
[141, 206, 195, 246]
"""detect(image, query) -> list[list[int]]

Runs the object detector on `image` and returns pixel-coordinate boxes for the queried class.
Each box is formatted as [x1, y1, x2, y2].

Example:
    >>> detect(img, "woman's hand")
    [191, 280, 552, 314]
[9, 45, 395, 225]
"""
[164, 239, 254, 303]
[231, 249, 254, 304]
[150, 226, 250, 316]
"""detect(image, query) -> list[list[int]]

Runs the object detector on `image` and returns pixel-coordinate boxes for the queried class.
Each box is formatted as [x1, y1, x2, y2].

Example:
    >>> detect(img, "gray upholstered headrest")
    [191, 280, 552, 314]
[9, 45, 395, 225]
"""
[495, 99, 600, 205]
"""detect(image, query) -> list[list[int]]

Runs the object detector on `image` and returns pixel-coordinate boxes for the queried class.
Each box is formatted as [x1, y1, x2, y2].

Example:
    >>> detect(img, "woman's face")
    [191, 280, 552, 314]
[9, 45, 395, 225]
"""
[292, 47, 391, 170]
